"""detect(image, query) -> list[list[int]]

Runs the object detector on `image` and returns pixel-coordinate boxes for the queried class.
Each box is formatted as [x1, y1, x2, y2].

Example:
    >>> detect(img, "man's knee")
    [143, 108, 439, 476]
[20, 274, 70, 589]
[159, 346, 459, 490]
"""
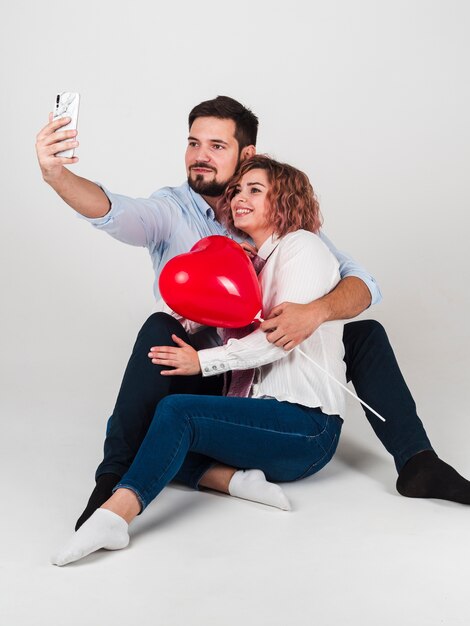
[142, 311, 179, 331]
[344, 319, 388, 347]
[361, 319, 386, 341]
[138, 312, 186, 342]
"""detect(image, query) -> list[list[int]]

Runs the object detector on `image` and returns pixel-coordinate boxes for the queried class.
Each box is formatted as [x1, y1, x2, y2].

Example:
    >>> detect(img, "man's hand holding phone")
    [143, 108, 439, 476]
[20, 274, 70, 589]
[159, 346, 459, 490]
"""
[35, 92, 110, 219]
[36, 114, 79, 183]
[36, 92, 80, 184]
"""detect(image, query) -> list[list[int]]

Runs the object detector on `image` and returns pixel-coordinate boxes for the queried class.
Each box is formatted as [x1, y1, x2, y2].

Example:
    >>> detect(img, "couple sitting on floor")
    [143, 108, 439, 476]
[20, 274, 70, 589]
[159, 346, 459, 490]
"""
[35, 96, 470, 567]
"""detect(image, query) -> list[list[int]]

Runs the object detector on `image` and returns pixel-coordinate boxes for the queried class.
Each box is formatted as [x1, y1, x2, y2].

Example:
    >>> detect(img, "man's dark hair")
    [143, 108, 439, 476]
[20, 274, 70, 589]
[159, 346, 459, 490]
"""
[188, 95, 258, 150]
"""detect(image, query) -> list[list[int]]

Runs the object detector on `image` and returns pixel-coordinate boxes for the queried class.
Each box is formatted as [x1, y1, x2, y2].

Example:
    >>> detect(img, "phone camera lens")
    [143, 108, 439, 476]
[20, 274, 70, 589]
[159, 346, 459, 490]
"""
[56, 95, 60, 103]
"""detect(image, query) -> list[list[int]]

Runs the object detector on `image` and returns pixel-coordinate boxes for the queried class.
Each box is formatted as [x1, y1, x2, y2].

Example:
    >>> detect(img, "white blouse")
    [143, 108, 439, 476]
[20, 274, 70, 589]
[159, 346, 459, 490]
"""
[196, 230, 347, 417]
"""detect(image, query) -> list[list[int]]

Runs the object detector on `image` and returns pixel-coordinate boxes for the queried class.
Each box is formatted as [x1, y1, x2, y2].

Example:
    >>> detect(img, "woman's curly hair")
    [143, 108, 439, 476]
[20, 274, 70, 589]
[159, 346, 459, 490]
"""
[218, 155, 322, 238]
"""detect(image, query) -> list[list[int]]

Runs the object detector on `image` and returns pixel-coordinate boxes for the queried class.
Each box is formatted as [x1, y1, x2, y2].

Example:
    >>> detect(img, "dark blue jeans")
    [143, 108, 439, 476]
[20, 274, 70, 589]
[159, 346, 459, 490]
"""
[95, 313, 433, 482]
[342, 320, 432, 471]
[115, 395, 343, 510]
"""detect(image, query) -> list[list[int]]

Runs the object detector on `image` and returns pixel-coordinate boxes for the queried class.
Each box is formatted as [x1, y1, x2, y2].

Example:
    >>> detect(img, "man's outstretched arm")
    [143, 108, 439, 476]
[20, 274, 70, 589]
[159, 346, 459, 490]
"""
[260, 276, 371, 350]
[36, 114, 110, 218]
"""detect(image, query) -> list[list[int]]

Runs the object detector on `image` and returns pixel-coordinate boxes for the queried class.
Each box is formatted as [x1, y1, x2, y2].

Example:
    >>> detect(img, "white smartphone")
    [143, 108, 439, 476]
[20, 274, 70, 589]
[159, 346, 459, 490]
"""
[53, 92, 80, 157]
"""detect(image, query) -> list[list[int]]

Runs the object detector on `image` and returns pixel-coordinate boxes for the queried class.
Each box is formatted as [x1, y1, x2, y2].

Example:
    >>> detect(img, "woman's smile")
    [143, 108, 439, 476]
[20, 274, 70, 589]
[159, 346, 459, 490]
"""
[234, 206, 253, 216]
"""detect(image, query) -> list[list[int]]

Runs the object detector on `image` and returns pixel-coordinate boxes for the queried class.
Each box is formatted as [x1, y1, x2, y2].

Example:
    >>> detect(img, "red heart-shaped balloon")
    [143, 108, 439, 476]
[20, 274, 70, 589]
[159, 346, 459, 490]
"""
[159, 236, 262, 328]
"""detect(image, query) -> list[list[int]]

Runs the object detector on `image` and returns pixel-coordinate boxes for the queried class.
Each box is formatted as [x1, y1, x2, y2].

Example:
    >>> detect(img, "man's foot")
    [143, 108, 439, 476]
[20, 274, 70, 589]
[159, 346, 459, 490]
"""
[397, 450, 470, 504]
[228, 469, 291, 510]
[75, 473, 121, 530]
[52, 508, 129, 566]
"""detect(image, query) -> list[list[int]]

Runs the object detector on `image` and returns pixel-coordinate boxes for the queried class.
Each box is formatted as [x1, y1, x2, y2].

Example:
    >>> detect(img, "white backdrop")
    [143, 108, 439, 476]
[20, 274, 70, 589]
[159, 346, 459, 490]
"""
[2, 0, 469, 413]
[0, 0, 470, 458]
[1, 1, 470, 624]
[3, 2, 470, 380]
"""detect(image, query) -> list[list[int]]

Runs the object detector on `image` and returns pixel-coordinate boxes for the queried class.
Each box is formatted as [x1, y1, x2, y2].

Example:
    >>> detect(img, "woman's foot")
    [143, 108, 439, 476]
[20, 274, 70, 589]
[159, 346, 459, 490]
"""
[52, 508, 129, 567]
[75, 473, 121, 530]
[228, 469, 291, 510]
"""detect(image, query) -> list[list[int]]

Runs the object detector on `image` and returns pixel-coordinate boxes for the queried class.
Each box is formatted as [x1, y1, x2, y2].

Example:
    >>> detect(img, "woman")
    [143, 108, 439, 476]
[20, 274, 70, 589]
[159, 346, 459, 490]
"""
[52, 155, 347, 566]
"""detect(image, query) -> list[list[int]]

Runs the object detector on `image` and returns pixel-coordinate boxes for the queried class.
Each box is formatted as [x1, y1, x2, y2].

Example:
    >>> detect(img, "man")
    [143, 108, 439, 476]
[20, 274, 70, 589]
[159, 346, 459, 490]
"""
[36, 95, 470, 528]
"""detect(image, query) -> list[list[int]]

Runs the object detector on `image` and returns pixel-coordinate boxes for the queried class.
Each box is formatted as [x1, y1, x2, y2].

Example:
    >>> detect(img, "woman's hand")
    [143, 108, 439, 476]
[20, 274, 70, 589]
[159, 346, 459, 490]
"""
[148, 334, 201, 376]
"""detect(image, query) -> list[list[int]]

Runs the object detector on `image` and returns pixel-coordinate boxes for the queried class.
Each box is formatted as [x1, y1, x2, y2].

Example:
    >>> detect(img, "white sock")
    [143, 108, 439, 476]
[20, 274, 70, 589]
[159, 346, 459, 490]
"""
[228, 469, 291, 511]
[51, 508, 129, 567]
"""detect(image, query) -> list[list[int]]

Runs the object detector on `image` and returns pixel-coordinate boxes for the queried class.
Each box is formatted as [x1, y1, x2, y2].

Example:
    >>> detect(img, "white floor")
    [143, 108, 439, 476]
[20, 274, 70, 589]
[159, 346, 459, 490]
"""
[2, 369, 469, 626]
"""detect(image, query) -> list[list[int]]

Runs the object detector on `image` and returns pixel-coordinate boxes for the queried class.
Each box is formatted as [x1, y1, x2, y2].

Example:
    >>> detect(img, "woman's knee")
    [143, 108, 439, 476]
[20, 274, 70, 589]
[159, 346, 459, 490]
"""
[157, 394, 191, 419]
[154, 395, 195, 437]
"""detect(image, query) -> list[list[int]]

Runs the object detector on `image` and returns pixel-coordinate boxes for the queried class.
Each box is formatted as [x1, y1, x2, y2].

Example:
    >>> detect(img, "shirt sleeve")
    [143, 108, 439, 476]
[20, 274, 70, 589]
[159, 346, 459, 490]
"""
[319, 231, 382, 305]
[197, 231, 340, 377]
[79, 184, 178, 249]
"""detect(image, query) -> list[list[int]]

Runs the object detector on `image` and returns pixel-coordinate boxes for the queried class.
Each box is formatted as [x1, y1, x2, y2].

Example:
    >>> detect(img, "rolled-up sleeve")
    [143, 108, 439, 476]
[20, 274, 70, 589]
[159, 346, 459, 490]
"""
[80, 184, 177, 248]
[319, 231, 382, 305]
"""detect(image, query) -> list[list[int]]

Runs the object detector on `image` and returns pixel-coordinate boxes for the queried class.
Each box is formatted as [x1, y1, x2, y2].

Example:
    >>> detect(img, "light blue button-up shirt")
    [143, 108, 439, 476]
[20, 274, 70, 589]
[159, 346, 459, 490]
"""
[84, 181, 382, 305]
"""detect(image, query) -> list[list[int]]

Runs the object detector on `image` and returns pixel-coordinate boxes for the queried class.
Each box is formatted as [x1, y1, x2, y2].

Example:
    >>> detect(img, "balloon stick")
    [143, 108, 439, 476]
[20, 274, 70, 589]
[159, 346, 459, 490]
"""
[296, 346, 386, 422]
[255, 314, 386, 423]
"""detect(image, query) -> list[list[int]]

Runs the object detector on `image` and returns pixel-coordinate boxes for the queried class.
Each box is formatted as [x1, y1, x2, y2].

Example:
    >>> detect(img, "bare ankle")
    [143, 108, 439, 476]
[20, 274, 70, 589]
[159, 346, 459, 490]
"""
[199, 464, 237, 494]
[101, 488, 141, 523]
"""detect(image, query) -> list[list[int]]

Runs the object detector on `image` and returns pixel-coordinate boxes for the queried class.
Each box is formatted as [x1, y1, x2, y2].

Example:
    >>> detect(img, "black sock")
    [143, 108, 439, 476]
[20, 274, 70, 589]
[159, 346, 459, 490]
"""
[397, 450, 470, 504]
[75, 473, 121, 531]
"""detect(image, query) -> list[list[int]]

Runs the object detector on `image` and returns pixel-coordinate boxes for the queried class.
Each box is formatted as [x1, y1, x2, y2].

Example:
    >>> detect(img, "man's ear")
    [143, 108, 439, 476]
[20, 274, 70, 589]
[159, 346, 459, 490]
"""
[240, 144, 256, 161]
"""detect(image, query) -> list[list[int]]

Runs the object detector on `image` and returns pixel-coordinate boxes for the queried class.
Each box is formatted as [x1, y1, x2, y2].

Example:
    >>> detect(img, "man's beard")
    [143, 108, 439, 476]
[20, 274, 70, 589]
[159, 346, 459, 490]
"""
[187, 172, 228, 197]
[187, 159, 240, 197]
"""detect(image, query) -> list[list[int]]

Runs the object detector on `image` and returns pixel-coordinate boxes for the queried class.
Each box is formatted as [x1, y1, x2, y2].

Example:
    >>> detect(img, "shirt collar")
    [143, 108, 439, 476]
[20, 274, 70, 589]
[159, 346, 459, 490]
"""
[186, 182, 216, 220]
[257, 233, 281, 261]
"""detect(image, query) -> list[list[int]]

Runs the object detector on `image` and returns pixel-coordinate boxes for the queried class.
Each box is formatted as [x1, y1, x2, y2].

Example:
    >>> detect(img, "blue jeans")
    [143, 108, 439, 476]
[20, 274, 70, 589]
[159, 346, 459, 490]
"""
[114, 395, 343, 511]
[96, 313, 432, 483]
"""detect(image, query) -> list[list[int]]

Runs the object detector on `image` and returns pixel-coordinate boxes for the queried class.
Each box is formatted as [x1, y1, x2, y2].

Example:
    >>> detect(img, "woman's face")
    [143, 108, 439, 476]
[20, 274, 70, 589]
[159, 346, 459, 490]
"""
[230, 168, 274, 247]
